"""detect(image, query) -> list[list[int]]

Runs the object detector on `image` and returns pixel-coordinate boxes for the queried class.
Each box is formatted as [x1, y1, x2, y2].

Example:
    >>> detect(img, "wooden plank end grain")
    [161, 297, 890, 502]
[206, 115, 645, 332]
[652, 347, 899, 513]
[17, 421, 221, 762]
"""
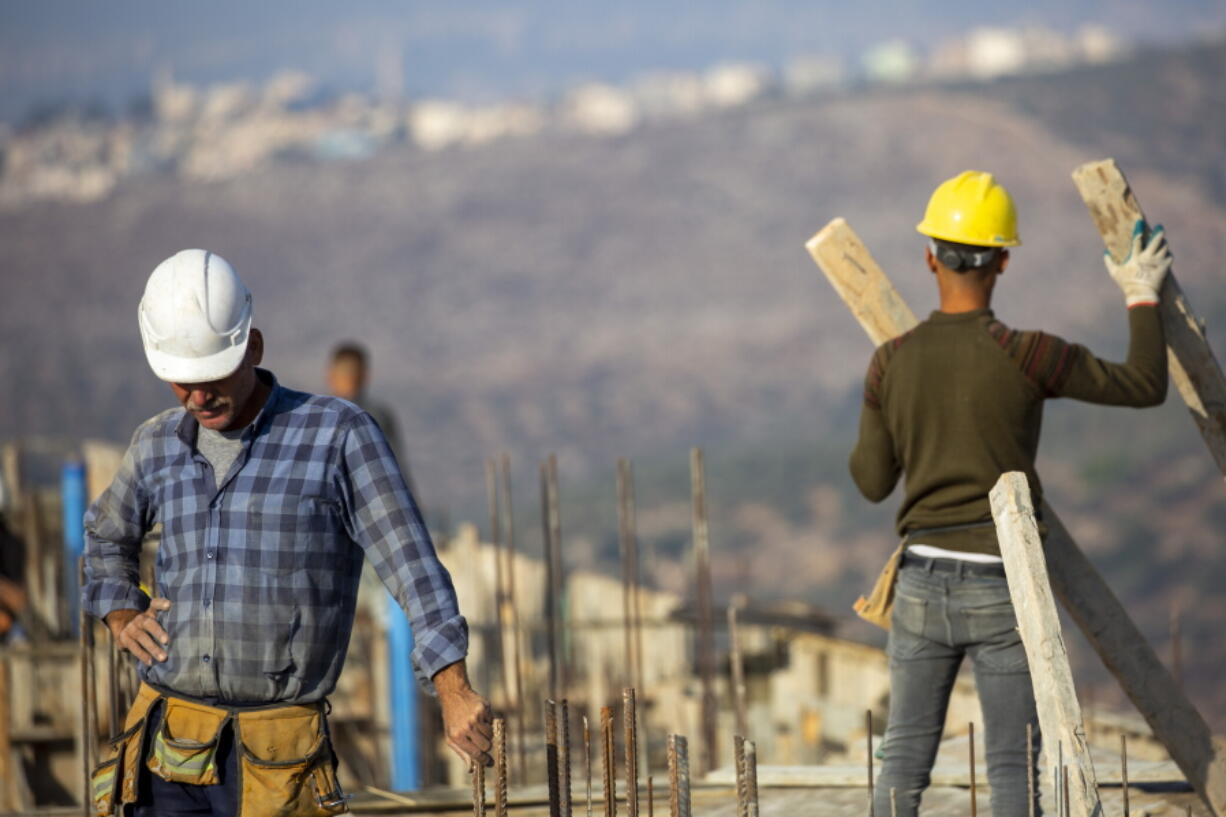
[805, 218, 918, 346]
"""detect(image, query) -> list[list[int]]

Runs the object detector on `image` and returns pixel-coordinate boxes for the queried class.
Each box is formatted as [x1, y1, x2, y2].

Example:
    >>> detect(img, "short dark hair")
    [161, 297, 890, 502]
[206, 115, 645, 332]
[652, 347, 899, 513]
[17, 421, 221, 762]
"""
[930, 238, 1002, 272]
[330, 341, 368, 368]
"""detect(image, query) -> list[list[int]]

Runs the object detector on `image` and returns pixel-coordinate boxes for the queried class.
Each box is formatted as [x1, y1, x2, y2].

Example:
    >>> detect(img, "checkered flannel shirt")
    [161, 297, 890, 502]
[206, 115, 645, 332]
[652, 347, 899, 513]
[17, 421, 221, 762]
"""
[83, 369, 467, 703]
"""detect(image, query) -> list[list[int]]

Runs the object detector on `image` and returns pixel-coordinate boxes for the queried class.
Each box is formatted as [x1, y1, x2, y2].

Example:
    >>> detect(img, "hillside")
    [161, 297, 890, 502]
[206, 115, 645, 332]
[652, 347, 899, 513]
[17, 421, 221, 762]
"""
[2, 39, 1225, 723]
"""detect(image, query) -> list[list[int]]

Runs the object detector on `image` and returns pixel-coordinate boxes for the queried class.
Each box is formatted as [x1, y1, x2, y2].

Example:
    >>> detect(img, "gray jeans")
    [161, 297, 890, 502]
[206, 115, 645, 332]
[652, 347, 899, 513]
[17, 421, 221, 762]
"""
[874, 559, 1042, 816]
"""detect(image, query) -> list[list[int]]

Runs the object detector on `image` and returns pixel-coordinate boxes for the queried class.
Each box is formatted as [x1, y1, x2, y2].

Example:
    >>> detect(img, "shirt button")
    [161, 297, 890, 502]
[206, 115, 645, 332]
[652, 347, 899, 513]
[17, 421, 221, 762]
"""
[202, 654, 211, 663]
[206, 550, 214, 559]
[203, 599, 211, 608]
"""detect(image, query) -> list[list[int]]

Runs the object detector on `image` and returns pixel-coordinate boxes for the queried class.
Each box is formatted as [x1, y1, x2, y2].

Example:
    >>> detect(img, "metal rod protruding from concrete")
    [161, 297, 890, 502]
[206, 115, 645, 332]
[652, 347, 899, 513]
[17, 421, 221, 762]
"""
[667, 735, 690, 817]
[969, 721, 977, 817]
[624, 688, 639, 817]
[689, 448, 717, 774]
[493, 718, 508, 817]
[601, 706, 617, 817]
[547, 455, 567, 695]
[1121, 734, 1130, 817]
[890, 788, 898, 817]
[546, 700, 562, 817]
[1027, 723, 1036, 817]
[728, 599, 748, 739]
[866, 710, 875, 817]
[472, 757, 486, 817]
[561, 699, 573, 817]
[541, 463, 559, 701]
[498, 453, 527, 782]
[79, 557, 96, 813]
[1061, 764, 1069, 817]
[584, 715, 593, 817]
[734, 735, 747, 817]
[745, 739, 759, 817]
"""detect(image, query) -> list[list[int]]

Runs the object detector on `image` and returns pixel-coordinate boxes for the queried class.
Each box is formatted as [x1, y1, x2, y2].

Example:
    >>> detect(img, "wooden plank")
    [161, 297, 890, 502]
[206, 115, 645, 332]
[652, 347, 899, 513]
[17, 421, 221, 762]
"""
[990, 473, 1102, 816]
[1072, 159, 1226, 478]
[805, 218, 918, 346]
[1041, 502, 1226, 814]
[805, 216, 1226, 816]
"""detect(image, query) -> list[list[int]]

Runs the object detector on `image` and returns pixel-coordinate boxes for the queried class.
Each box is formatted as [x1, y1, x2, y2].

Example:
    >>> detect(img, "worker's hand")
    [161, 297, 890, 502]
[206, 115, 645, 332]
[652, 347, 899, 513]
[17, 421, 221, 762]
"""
[433, 661, 494, 767]
[1105, 219, 1172, 307]
[105, 598, 172, 665]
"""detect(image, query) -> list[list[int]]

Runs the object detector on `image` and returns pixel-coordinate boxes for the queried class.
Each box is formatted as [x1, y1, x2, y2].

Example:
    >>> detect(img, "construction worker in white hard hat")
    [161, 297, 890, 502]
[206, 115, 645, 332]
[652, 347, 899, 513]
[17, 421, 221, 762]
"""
[849, 172, 1172, 816]
[82, 249, 492, 816]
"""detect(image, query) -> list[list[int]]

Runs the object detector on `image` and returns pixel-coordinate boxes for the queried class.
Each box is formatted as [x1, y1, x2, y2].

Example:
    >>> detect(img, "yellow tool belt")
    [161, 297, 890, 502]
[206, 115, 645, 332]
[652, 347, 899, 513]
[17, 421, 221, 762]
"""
[90, 682, 348, 817]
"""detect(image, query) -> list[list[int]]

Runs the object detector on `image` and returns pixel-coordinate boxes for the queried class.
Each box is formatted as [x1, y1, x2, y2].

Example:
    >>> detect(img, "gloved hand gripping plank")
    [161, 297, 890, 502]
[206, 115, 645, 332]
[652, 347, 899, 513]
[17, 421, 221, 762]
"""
[1072, 158, 1226, 479]
[806, 214, 1226, 817]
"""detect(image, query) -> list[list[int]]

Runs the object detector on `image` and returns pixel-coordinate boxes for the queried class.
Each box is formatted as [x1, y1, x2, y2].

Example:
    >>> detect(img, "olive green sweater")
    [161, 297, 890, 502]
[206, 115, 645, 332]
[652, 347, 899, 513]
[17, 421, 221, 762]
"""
[849, 305, 1167, 554]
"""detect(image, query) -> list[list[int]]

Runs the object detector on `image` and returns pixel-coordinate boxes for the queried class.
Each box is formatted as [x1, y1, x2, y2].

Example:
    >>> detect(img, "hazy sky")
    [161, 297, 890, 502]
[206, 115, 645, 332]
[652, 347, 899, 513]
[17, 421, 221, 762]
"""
[2, 0, 1224, 121]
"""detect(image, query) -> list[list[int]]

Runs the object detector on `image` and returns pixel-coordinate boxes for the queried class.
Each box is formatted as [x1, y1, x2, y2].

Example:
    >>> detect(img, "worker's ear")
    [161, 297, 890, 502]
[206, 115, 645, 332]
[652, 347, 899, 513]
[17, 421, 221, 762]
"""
[998, 249, 1010, 276]
[925, 245, 939, 274]
[246, 328, 264, 367]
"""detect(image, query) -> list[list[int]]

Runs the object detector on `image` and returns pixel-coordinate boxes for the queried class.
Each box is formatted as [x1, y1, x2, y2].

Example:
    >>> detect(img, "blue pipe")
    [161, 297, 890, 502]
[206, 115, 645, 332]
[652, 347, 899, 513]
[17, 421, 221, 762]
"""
[386, 590, 420, 790]
[62, 460, 87, 636]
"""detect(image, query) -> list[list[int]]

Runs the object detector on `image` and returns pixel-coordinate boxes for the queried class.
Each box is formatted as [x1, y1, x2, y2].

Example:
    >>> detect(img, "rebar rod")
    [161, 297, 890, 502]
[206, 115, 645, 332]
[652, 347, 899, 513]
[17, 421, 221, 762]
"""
[601, 706, 617, 817]
[728, 601, 748, 739]
[689, 448, 717, 773]
[744, 739, 758, 817]
[667, 735, 690, 817]
[561, 699, 572, 817]
[493, 718, 508, 817]
[499, 453, 527, 781]
[546, 700, 562, 817]
[624, 688, 639, 817]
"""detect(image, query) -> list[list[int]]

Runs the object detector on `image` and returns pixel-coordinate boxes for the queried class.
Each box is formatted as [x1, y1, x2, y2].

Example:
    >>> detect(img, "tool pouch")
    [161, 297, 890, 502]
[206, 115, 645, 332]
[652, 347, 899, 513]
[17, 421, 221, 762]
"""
[237, 704, 348, 817]
[147, 696, 230, 785]
[89, 682, 159, 816]
[853, 542, 905, 631]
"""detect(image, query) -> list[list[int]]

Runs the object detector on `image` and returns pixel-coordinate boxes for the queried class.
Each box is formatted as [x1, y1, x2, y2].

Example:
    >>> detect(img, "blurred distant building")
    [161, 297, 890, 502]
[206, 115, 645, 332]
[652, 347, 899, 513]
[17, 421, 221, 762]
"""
[862, 39, 918, 84]
[703, 63, 773, 108]
[560, 83, 640, 135]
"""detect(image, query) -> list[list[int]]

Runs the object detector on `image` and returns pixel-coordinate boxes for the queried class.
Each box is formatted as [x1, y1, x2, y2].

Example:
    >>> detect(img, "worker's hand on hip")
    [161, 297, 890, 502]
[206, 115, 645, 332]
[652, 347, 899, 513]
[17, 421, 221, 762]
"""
[1105, 219, 1172, 307]
[105, 597, 172, 665]
[434, 661, 494, 766]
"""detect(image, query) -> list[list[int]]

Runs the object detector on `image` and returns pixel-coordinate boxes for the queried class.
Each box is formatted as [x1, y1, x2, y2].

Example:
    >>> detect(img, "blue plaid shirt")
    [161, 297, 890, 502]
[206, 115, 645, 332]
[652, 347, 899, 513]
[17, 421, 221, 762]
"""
[83, 370, 467, 704]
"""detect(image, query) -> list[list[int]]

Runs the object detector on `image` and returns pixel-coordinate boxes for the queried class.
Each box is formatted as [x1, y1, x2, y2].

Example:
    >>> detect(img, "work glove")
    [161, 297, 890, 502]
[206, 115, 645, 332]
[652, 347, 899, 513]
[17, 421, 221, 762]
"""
[1104, 219, 1172, 307]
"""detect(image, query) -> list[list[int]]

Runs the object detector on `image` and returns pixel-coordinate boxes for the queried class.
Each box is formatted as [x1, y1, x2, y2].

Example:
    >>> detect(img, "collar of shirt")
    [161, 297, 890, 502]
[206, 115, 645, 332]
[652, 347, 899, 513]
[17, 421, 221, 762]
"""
[173, 368, 282, 449]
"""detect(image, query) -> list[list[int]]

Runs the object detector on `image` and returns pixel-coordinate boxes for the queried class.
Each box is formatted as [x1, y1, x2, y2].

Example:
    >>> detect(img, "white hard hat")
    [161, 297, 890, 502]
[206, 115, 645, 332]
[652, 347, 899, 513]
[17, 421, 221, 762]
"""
[138, 249, 253, 383]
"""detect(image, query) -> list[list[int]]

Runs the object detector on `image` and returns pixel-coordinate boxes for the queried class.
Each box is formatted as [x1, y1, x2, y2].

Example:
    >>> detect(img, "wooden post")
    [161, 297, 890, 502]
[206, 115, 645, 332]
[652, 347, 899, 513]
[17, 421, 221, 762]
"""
[990, 472, 1102, 816]
[1072, 159, 1226, 478]
[688, 448, 717, 775]
[807, 216, 1226, 816]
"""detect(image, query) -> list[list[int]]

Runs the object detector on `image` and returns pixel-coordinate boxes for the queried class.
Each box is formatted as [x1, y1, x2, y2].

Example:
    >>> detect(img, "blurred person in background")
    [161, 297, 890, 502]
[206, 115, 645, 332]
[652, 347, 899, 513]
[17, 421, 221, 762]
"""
[327, 341, 418, 499]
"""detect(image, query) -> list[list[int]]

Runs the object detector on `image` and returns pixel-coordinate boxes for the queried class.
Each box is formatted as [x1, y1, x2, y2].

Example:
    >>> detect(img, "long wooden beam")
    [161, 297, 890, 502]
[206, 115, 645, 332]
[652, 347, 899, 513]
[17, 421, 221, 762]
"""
[805, 217, 1226, 816]
[991, 472, 1101, 817]
[1072, 159, 1226, 478]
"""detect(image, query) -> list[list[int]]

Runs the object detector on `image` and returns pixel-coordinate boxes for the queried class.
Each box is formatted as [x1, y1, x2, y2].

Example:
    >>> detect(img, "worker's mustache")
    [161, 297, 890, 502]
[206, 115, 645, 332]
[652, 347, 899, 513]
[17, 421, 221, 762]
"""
[187, 397, 227, 413]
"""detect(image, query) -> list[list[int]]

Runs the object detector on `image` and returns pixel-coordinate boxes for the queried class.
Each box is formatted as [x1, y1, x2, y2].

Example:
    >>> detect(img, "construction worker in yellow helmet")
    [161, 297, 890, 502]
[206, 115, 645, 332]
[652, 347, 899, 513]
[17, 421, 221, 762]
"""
[849, 170, 1172, 816]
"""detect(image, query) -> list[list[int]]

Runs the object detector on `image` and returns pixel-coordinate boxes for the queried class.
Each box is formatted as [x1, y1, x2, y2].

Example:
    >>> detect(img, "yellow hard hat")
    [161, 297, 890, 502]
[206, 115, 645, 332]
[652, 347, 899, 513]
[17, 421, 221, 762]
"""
[916, 170, 1021, 247]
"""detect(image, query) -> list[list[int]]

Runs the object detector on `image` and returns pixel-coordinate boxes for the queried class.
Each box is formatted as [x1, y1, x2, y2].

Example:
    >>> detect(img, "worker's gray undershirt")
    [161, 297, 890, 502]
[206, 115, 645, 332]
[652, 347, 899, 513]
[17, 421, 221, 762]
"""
[196, 425, 246, 482]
